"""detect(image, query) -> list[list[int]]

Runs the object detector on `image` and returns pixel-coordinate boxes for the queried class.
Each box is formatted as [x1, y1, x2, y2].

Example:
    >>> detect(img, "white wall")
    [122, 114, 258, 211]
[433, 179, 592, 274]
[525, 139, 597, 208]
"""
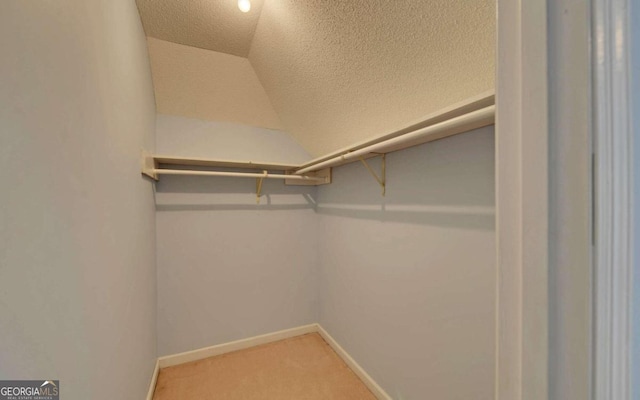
[155, 115, 318, 355]
[0, 1, 157, 399]
[156, 114, 309, 163]
[316, 126, 495, 399]
[155, 120, 497, 398]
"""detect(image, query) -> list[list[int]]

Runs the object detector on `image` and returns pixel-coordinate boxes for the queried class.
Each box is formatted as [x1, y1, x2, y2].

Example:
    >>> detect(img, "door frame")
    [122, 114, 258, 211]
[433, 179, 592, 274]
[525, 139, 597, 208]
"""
[495, 0, 549, 398]
[494, 0, 634, 398]
[592, 0, 634, 398]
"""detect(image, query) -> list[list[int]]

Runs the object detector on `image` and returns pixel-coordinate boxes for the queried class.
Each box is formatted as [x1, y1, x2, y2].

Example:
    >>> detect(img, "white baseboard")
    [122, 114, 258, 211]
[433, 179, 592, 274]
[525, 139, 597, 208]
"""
[317, 325, 392, 400]
[145, 359, 159, 400]
[158, 324, 318, 368]
[147, 323, 391, 400]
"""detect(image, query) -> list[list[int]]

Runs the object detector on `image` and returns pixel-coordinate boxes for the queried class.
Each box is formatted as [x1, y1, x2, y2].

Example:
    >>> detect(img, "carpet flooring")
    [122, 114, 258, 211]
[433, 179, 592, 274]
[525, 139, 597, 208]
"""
[152, 333, 377, 400]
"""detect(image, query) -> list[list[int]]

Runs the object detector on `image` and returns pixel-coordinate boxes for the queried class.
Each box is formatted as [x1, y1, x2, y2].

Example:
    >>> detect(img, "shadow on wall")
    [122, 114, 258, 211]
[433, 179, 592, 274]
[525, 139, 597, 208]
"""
[154, 170, 318, 212]
[153, 125, 494, 229]
[316, 125, 495, 231]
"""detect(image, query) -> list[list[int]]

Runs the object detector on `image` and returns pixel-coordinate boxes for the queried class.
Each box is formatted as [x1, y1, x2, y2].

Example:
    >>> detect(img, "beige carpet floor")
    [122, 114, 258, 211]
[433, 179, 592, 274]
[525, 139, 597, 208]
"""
[152, 333, 377, 400]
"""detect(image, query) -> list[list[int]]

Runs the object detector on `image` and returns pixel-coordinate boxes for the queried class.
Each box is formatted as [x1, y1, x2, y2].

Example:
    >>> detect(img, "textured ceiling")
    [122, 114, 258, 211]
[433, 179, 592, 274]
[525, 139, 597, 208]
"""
[136, 0, 264, 57]
[137, 0, 495, 157]
[248, 0, 495, 156]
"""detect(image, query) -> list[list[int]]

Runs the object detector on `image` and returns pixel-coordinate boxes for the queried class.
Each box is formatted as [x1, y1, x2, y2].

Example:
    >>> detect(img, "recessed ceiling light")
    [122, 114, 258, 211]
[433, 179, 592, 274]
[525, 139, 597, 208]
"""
[238, 0, 251, 13]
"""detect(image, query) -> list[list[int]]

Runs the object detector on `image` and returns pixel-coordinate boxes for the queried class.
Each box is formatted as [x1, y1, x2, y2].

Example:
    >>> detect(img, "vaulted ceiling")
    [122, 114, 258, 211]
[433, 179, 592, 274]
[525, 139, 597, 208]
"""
[136, 0, 265, 57]
[137, 0, 495, 157]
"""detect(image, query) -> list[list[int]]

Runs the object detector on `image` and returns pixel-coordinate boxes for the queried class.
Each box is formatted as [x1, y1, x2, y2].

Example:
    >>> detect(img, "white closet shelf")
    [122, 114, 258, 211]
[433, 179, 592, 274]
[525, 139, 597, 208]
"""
[141, 153, 332, 186]
[152, 156, 301, 172]
[141, 90, 495, 193]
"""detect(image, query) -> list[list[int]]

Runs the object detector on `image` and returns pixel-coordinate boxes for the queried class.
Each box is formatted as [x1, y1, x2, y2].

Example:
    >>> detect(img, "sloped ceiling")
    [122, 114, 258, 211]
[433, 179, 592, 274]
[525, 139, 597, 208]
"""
[137, 0, 495, 157]
[248, 0, 495, 156]
[147, 38, 283, 129]
[136, 0, 264, 57]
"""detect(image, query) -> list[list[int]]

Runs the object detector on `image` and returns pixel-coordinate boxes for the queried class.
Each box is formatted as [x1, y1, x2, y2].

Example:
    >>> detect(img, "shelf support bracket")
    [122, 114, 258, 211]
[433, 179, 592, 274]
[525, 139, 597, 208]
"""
[141, 149, 158, 181]
[256, 171, 267, 204]
[359, 154, 386, 196]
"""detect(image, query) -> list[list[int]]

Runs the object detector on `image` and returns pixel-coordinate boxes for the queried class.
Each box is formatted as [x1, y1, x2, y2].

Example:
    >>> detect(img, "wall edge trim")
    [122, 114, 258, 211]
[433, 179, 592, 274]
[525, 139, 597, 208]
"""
[317, 325, 393, 400]
[157, 324, 318, 368]
[145, 359, 160, 400]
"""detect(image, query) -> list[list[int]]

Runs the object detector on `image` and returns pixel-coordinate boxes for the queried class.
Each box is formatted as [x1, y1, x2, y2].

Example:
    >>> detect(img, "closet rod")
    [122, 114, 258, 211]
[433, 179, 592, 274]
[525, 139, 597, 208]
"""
[295, 105, 495, 175]
[152, 169, 327, 182]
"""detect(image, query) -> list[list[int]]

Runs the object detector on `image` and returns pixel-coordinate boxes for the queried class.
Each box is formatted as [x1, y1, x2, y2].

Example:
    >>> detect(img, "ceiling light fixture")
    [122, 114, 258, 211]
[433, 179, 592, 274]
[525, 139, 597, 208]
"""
[238, 0, 251, 12]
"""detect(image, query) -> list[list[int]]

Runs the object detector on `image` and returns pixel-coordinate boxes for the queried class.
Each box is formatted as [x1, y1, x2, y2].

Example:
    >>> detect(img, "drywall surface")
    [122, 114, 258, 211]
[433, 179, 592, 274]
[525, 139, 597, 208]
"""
[148, 38, 282, 130]
[249, 0, 495, 156]
[316, 126, 496, 399]
[136, 0, 264, 57]
[156, 114, 309, 163]
[0, 1, 157, 400]
[155, 116, 317, 356]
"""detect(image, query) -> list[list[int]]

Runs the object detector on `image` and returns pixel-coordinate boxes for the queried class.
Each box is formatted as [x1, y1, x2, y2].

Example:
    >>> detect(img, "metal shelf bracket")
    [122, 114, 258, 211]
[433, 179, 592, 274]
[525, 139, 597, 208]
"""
[359, 153, 386, 196]
[256, 171, 267, 204]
